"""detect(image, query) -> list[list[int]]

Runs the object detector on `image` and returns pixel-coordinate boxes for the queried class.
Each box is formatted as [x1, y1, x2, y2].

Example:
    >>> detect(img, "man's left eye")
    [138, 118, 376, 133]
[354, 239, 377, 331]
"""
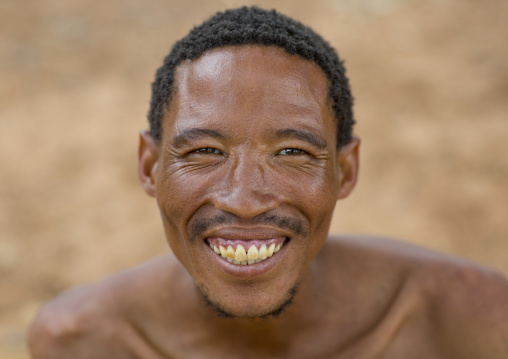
[277, 148, 306, 155]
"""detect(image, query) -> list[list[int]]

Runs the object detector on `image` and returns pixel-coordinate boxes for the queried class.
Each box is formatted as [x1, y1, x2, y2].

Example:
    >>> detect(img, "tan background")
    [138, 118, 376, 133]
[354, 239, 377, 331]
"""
[1, 0, 507, 357]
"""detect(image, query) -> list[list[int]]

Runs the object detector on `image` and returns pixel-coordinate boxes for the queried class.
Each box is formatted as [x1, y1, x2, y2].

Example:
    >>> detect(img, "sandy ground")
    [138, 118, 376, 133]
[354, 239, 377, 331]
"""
[1, 0, 507, 357]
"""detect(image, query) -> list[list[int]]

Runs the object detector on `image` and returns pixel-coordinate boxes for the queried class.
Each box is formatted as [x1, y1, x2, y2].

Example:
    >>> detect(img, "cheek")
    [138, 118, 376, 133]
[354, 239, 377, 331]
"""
[154, 172, 213, 273]
[275, 165, 339, 213]
[156, 165, 211, 218]
[154, 169, 210, 259]
[274, 167, 338, 255]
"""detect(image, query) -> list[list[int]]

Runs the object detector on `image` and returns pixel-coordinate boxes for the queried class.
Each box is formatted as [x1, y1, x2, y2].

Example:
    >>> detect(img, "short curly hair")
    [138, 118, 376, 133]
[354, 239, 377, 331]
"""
[148, 6, 355, 147]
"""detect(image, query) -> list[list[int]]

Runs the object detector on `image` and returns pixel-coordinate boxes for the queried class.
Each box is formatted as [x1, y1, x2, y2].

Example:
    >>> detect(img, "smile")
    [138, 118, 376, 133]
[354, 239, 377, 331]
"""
[206, 237, 287, 265]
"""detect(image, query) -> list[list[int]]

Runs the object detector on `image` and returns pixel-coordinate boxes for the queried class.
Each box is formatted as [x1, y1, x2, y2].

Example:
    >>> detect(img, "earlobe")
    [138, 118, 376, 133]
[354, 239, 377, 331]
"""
[138, 130, 160, 197]
[336, 137, 360, 200]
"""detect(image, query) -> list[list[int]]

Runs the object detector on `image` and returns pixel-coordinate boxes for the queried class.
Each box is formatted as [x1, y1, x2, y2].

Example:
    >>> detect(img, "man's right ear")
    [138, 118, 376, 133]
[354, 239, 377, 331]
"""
[138, 130, 159, 197]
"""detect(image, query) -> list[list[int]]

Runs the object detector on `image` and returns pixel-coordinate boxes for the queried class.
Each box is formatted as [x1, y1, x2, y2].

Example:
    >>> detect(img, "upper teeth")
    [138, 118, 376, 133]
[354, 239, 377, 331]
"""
[209, 242, 284, 265]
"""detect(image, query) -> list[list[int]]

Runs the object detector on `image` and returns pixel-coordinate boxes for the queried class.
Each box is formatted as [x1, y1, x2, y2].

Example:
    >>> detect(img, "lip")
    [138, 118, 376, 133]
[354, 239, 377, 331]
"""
[203, 226, 294, 241]
[202, 226, 291, 279]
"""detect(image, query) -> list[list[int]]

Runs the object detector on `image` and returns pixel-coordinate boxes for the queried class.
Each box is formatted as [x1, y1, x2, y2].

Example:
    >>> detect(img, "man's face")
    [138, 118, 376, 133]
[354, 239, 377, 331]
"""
[141, 45, 357, 318]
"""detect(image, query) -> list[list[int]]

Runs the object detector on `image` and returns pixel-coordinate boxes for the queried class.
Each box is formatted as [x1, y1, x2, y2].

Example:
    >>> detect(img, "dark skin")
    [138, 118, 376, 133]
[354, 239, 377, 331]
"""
[29, 45, 508, 358]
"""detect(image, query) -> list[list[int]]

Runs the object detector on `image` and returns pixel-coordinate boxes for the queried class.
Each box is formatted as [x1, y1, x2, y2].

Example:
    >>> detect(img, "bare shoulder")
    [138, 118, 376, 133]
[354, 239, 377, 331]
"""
[424, 255, 508, 358]
[325, 235, 508, 358]
[28, 254, 180, 359]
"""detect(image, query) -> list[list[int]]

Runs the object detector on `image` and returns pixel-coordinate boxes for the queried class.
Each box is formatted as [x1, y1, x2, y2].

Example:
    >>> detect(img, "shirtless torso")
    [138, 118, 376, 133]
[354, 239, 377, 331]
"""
[29, 235, 508, 359]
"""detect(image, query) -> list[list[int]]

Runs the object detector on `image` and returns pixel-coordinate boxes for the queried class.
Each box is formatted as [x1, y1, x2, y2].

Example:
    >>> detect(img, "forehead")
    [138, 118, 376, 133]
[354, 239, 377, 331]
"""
[165, 45, 334, 139]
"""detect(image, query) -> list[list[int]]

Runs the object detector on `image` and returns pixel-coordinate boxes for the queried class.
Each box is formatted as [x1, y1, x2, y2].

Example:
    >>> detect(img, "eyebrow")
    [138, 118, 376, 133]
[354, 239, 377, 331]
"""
[171, 128, 226, 148]
[274, 128, 328, 150]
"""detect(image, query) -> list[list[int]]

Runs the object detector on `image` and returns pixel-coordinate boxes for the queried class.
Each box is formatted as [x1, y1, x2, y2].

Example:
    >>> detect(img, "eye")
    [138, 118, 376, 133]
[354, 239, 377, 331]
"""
[277, 148, 307, 156]
[194, 147, 222, 155]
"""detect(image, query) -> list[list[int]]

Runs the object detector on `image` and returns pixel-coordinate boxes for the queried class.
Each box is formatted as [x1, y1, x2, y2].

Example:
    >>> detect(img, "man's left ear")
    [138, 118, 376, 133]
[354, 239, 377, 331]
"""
[336, 137, 360, 199]
[138, 130, 160, 197]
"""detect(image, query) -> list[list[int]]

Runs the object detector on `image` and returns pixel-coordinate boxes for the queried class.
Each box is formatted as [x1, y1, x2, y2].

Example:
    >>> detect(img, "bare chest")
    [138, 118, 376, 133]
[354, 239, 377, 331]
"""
[136, 315, 442, 359]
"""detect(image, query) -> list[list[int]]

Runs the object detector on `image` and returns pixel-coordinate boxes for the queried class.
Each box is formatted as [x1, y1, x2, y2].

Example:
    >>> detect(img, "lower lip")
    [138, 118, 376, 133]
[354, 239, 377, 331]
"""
[204, 239, 289, 279]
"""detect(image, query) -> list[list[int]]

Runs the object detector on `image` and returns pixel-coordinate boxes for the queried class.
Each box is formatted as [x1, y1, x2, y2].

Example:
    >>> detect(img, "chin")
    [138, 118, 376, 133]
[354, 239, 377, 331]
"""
[199, 283, 299, 319]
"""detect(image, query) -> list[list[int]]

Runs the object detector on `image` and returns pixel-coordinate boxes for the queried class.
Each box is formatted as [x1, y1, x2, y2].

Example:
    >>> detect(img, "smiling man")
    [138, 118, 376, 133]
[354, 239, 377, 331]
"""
[29, 7, 508, 359]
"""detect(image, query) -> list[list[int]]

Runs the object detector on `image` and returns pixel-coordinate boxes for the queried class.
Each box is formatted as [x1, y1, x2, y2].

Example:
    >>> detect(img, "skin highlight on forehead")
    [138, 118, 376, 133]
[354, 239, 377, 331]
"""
[165, 45, 334, 144]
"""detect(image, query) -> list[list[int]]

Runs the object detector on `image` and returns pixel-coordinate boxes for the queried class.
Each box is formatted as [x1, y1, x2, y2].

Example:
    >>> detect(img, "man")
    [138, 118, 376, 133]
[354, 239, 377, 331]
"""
[29, 7, 508, 358]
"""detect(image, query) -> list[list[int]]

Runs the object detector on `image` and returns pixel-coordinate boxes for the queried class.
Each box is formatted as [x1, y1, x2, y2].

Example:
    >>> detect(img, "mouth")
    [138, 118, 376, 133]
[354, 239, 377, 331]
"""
[206, 237, 288, 265]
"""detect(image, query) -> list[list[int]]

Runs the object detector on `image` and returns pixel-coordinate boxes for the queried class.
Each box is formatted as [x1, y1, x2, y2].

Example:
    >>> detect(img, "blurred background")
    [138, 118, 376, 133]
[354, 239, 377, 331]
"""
[1, 0, 507, 357]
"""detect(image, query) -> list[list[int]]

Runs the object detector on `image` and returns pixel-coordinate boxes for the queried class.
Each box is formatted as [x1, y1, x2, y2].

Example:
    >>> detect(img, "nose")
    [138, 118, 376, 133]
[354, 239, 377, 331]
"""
[211, 154, 280, 219]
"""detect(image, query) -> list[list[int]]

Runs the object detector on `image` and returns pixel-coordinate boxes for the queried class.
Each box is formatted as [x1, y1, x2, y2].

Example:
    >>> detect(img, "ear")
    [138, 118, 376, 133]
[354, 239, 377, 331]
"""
[336, 137, 360, 200]
[138, 130, 159, 197]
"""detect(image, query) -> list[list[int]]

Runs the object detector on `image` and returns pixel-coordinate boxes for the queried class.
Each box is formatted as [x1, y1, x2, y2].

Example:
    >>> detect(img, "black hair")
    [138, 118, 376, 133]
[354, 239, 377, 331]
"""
[148, 6, 355, 147]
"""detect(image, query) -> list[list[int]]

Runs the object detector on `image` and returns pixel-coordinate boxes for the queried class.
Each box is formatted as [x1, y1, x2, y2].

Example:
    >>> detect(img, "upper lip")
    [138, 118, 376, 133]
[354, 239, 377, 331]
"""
[203, 226, 292, 241]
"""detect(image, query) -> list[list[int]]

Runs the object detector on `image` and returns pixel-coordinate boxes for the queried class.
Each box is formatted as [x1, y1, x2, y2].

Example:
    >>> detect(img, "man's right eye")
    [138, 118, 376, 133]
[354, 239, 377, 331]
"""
[194, 147, 221, 154]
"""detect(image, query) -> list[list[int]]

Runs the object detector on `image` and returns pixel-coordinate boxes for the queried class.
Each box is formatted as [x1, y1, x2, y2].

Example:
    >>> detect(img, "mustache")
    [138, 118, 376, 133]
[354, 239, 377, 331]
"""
[188, 212, 306, 242]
